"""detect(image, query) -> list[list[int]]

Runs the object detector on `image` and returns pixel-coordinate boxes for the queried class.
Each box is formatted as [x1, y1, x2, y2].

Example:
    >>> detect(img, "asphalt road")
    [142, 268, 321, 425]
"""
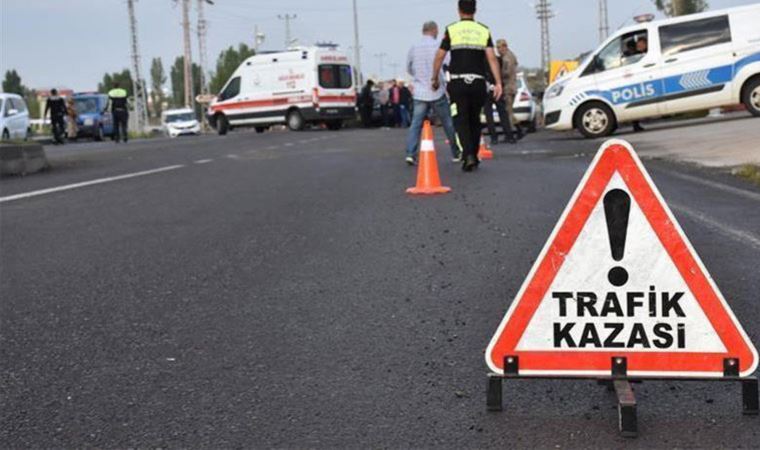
[2, 125, 760, 447]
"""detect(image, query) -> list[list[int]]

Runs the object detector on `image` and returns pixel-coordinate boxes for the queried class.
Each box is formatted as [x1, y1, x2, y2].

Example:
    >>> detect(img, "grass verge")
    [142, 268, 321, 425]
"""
[734, 165, 760, 187]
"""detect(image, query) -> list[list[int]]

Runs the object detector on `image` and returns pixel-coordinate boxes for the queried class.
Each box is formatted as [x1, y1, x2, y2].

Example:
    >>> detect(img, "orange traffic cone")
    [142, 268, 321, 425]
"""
[407, 121, 451, 196]
[478, 135, 494, 160]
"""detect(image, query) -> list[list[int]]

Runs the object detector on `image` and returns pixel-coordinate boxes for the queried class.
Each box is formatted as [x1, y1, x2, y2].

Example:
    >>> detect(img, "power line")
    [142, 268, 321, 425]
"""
[126, 0, 148, 131]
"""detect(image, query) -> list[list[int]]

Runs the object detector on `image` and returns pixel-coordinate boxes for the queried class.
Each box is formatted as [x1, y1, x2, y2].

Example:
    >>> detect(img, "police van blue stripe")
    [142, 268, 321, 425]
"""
[582, 51, 760, 108]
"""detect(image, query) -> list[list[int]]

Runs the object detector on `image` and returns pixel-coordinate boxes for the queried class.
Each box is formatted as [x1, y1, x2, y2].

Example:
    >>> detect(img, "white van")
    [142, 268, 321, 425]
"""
[543, 5, 760, 138]
[162, 108, 201, 138]
[208, 47, 357, 134]
[0, 93, 31, 140]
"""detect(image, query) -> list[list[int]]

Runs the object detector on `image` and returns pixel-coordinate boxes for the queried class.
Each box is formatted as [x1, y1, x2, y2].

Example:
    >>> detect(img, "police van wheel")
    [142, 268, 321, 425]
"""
[217, 115, 229, 136]
[743, 77, 760, 117]
[287, 110, 305, 131]
[576, 102, 616, 139]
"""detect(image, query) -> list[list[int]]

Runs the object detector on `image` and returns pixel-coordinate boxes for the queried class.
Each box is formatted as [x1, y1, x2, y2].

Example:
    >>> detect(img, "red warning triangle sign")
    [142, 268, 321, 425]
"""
[486, 140, 758, 378]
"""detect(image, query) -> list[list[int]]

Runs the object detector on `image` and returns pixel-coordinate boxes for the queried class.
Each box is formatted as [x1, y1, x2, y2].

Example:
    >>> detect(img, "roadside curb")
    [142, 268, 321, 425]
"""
[0, 143, 51, 177]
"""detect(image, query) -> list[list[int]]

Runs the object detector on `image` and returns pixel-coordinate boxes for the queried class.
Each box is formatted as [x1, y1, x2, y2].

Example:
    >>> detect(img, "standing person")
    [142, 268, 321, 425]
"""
[43, 89, 67, 144]
[358, 79, 376, 127]
[108, 82, 129, 143]
[389, 80, 402, 127]
[377, 82, 391, 128]
[398, 80, 412, 127]
[404, 20, 461, 165]
[66, 97, 78, 140]
[496, 39, 522, 139]
[433, 0, 502, 172]
[484, 55, 516, 145]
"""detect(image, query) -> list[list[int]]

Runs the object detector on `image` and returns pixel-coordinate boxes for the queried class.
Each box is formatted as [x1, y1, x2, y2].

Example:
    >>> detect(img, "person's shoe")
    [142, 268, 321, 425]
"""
[633, 122, 645, 132]
[405, 156, 416, 166]
[506, 135, 517, 144]
[462, 155, 478, 172]
[451, 155, 462, 163]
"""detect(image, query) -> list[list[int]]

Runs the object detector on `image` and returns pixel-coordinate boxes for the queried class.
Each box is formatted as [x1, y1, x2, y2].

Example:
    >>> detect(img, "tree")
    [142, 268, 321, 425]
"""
[653, 0, 708, 16]
[2, 69, 26, 95]
[150, 57, 167, 118]
[209, 43, 256, 95]
[98, 69, 134, 96]
[169, 56, 202, 108]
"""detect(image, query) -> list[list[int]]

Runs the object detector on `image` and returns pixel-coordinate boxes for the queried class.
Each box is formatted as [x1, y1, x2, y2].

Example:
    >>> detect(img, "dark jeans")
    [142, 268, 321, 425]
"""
[359, 105, 373, 127]
[51, 115, 66, 144]
[112, 110, 129, 142]
[484, 96, 513, 142]
[447, 79, 487, 160]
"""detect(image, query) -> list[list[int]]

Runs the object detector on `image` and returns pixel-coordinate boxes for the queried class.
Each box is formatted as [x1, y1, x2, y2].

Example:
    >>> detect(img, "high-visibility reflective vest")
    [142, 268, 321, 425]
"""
[108, 88, 129, 111]
[447, 20, 490, 51]
[108, 88, 128, 98]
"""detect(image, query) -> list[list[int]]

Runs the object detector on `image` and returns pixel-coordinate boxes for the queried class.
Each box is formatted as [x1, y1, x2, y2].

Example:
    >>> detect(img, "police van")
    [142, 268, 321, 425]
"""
[208, 46, 357, 134]
[542, 5, 760, 138]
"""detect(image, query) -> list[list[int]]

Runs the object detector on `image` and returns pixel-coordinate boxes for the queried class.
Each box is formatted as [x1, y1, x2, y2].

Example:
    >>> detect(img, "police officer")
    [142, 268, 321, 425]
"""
[108, 82, 129, 143]
[432, 0, 502, 172]
[44, 88, 67, 145]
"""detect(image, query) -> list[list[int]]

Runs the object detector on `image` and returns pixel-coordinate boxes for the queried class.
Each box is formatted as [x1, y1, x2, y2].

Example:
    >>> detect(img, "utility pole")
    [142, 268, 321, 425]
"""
[277, 14, 297, 49]
[254, 25, 266, 53]
[126, 0, 148, 131]
[374, 52, 387, 79]
[598, 0, 609, 42]
[352, 0, 363, 85]
[535, 0, 554, 81]
[181, 0, 194, 108]
[196, 0, 211, 98]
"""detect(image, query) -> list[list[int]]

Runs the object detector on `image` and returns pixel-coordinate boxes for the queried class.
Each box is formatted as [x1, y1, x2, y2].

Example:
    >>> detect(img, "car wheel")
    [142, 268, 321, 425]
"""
[286, 109, 305, 131]
[25, 127, 31, 141]
[1, 129, 9, 141]
[255, 126, 267, 134]
[575, 102, 616, 139]
[326, 120, 342, 131]
[94, 125, 104, 141]
[743, 77, 760, 117]
[217, 114, 229, 135]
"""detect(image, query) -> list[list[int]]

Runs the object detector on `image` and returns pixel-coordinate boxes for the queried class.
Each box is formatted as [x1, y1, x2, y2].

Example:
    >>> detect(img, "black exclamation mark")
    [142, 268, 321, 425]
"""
[603, 189, 631, 287]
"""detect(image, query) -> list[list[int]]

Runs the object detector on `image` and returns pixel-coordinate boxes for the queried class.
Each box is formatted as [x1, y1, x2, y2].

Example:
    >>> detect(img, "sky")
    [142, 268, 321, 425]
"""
[1, 0, 758, 92]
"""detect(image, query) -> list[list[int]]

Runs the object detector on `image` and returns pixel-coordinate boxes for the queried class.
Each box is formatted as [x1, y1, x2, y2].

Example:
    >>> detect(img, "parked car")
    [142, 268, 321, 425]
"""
[208, 46, 357, 134]
[481, 73, 539, 133]
[0, 93, 30, 140]
[162, 108, 201, 138]
[73, 93, 113, 141]
[542, 4, 760, 138]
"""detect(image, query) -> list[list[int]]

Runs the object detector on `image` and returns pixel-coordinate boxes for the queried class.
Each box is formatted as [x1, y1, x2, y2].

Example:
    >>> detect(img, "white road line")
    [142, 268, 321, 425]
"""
[660, 170, 760, 202]
[0, 165, 185, 204]
[266, 145, 279, 150]
[194, 159, 213, 164]
[671, 203, 760, 251]
[226, 154, 240, 159]
[284, 143, 294, 147]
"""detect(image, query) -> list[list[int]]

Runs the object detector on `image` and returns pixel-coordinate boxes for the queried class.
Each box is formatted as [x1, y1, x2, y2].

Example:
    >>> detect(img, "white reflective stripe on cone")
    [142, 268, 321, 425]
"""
[421, 140, 435, 152]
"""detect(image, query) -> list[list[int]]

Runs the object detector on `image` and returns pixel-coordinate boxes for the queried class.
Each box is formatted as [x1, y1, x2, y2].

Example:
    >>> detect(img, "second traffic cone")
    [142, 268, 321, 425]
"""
[478, 135, 494, 160]
[407, 121, 451, 196]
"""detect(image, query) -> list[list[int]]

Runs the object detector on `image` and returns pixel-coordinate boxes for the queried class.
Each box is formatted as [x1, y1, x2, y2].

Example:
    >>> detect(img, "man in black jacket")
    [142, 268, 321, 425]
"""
[358, 80, 375, 128]
[44, 89, 67, 144]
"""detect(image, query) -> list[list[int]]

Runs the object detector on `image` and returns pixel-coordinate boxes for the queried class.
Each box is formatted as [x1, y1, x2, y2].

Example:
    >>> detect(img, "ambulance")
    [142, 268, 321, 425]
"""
[208, 46, 357, 134]
[542, 5, 760, 138]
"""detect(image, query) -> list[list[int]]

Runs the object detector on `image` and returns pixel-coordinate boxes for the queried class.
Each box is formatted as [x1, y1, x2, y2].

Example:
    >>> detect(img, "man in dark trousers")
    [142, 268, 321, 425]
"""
[484, 57, 516, 145]
[358, 79, 375, 127]
[44, 89, 67, 144]
[432, 0, 502, 172]
[108, 82, 129, 143]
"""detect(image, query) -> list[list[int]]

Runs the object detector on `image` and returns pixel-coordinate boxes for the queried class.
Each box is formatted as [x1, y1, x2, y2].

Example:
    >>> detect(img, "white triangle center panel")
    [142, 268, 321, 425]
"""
[516, 172, 726, 353]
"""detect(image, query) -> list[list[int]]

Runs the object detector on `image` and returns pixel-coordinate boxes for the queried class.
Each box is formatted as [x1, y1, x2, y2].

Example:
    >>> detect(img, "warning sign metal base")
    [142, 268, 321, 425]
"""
[486, 357, 759, 438]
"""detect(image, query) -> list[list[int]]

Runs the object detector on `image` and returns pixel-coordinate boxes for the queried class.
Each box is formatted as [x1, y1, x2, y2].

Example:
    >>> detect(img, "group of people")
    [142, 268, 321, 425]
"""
[43, 82, 130, 145]
[358, 79, 413, 128]
[403, 0, 522, 172]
